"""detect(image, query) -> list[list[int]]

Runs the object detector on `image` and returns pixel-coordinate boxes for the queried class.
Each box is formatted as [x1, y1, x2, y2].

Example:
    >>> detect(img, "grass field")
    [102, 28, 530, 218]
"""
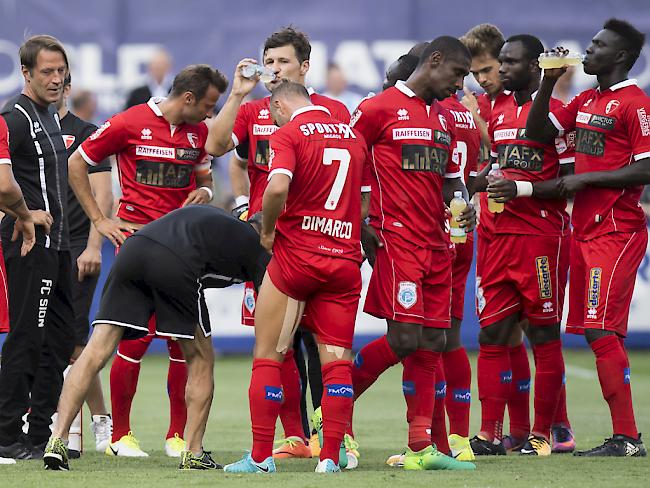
[3, 350, 649, 487]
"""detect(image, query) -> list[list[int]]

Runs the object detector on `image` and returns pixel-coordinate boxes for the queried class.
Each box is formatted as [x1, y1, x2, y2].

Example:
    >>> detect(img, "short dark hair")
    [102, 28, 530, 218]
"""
[460, 24, 505, 59]
[418, 36, 471, 66]
[269, 79, 310, 103]
[20, 35, 69, 73]
[264, 27, 311, 64]
[505, 34, 545, 62]
[603, 18, 645, 70]
[394, 54, 419, 81]
[169, 64, 228, 100]
[408, 42, 430, 58]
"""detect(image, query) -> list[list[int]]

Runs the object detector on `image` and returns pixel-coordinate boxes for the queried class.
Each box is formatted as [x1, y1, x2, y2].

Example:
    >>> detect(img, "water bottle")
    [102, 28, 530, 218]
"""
[450, 191, 467, 244]
[241, 64, 276, 83]
[487, 163, 504, 213]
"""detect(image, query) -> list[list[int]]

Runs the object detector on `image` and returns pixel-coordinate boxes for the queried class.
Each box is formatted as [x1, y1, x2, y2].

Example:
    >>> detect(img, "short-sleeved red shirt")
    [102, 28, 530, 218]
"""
[489, 92, 574, 236]
[351, 81, 460, 250]
[549, 79, 650, 240]
[0, 116, 10, 163]
[440, 95, 481, 183]
[268, 105, 367, 262]
[232, 90, 350, 214]
[80, 98, 210, 224]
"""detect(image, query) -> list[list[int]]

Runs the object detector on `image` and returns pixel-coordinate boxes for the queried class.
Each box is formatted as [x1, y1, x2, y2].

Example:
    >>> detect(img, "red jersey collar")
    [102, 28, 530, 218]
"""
[290, 105, 331, 121]
[146, 97, 166, 116]
[598, 78, 637, 93]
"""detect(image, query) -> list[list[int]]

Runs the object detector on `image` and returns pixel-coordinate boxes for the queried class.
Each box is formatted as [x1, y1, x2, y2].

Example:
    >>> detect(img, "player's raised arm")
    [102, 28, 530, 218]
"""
[205, 59, 258, 156]
[526, 63, 566, 142]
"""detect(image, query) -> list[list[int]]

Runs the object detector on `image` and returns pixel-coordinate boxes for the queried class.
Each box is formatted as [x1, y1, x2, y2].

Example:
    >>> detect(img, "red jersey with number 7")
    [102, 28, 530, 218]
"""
[268, 105, 367, 262]
[549, 79, 650, 240]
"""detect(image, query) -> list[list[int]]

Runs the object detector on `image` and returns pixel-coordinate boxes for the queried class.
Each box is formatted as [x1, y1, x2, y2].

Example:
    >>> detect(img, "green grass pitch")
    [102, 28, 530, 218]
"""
[4, 350, 649, 487]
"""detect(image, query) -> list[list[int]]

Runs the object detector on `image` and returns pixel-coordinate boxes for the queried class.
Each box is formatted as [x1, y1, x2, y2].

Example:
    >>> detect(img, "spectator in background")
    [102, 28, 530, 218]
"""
[323, 62, 363, 113]
[71, 90, 98, 125]
[124, 48, 173, 109]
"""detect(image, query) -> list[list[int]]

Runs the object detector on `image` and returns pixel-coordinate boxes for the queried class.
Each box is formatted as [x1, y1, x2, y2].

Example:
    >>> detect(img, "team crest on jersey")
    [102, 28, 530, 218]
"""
[186, 132, 198, 148]
[397, 281, 417, 309]
[438, 114, 447, 131]
[140, 128, 152, 140]
[476, 277, 486, 313]
[62, 135, 75, 149]
[496, 113, 505, 125]
[397, 108, 410, 121]
[605, 99, 620, 114]
[583, 98, 593, 107]
[587, 267, 602, 319]
[535, 256, 553, 300]
[90, 121, 110, 140]
[244, 288, 256, 313]
[258, 108, 270, 119]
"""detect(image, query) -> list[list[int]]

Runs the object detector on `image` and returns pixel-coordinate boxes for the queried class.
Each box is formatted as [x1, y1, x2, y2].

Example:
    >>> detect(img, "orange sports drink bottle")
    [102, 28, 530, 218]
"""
[450, 191, 467, 244]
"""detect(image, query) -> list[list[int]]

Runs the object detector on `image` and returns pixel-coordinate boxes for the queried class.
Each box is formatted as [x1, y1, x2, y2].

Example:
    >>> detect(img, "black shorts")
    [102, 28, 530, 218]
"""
[92, 235, 210, 340]
[70, 245, 101, 346]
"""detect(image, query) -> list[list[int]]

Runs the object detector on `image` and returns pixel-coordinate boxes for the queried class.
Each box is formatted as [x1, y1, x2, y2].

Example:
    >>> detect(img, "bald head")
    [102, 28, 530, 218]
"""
[149, 48, 172, 84]
[269, 80, 312, 126]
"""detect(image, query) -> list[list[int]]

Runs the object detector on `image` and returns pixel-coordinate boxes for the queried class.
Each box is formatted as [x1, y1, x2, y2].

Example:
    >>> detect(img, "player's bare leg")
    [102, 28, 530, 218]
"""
[177, 328, 215, 456]
[43, 324, 124, 470]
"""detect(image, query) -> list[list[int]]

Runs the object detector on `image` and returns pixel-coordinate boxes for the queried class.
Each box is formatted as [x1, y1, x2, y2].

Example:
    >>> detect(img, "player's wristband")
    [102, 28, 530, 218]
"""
[235, 195, 249, 207]
[515, 181, 534, 197]
[199, 186, 214, 201]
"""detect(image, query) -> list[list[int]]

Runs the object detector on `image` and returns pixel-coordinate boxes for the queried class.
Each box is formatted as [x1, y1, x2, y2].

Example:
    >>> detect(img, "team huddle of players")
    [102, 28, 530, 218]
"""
[40, 17, 649, 474]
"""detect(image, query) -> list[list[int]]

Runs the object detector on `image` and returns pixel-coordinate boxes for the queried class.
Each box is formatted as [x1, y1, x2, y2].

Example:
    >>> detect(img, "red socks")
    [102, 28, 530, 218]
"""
[320, 361, 354, 463]
[352, 335, 399, 399]
[279, 349, 305, 440]
[442, 347, 471, 437]
[110, 337, 150, 441]
[507, 343, 531, 441]
[403, 349, 440, 452]
[591, 335, 638, 438]
[250, 359, 283, 462]
[166, 340, 187, 440]
[430, 357, 449, 454]
[478, 344, 510, 442]
[531, 340, 564, 440]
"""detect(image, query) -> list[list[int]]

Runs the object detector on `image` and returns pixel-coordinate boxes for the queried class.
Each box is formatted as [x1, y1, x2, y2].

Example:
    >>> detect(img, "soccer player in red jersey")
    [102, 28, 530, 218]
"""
[469, 35, 575, 457]
[461, 26, 546, 454]
[67, 65, 227, 457]
[207, 27, 350, 459]
[223, 81, 367, 473]
[350, 37, 476, 471]
[526, 19, 650, 457]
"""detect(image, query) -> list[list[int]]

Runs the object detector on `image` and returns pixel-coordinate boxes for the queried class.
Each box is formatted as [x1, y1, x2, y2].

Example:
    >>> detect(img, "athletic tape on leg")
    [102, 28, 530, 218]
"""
[276, 298, 305, 354]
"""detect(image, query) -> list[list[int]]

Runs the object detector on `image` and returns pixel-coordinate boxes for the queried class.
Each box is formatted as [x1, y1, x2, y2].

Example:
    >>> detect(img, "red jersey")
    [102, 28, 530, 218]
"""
[351, 80, 461, 250]
[440, 96, 481, 183]
[549, 79, 650, 240]
[268, 105, 367, 262]
[489, 92, 574, 236]
[232, 89, 350, 214]
[80, 98, 210, 224]
[0, 116, 9, 163]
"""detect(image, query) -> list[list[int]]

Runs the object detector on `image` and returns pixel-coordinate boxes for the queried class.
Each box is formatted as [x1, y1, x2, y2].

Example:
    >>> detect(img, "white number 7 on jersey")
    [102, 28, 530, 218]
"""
[322, 147, 350, 210]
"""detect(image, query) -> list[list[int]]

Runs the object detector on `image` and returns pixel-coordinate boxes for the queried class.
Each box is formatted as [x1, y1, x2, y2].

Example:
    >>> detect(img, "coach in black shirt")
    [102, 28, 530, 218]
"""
[0, 35, 76, 460]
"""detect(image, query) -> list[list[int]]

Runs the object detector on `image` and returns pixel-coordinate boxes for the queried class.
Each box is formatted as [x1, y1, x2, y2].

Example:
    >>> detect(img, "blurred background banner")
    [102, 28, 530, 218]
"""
[1, 0, 649, 122]
[0, 0, 648, 352]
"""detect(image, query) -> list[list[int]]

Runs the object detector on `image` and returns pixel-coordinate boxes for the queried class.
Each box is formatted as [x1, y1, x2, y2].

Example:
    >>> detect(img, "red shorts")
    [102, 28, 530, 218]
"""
[451, 235, 474, 320]
[0, 242, 9, 333]
[241, 282, 256, 326]
[267, 247, 361, 349]
[477, 233, 569, 327]
[364, 233, 452, 328]
[566, 230, 647, 337]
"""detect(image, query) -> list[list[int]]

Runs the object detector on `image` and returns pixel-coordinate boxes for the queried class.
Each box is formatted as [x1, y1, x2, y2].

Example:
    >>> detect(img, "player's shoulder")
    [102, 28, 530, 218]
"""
[0, 95, 31, 132]
[439, 96, 463, 111]
[240, 96, 270, 118]
[312, 93, 348, 112]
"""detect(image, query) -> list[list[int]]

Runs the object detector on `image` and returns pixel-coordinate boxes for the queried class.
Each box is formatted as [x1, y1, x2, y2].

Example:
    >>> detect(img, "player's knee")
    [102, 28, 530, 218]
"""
[479, 325, 507, 346]
[387, 329, 419, 358]
[420, 328, 446, 352]
[584, 328, 615, 345]
[526, 324, 560, 346]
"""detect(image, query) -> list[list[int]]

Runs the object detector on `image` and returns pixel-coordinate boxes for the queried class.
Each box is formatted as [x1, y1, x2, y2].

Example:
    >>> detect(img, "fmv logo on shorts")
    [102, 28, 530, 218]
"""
[397, 281, 417, 309]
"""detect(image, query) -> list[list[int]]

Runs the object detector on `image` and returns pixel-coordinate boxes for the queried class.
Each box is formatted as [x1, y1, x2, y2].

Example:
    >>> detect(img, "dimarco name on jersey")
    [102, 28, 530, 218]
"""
[302, 215, 353, 239]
